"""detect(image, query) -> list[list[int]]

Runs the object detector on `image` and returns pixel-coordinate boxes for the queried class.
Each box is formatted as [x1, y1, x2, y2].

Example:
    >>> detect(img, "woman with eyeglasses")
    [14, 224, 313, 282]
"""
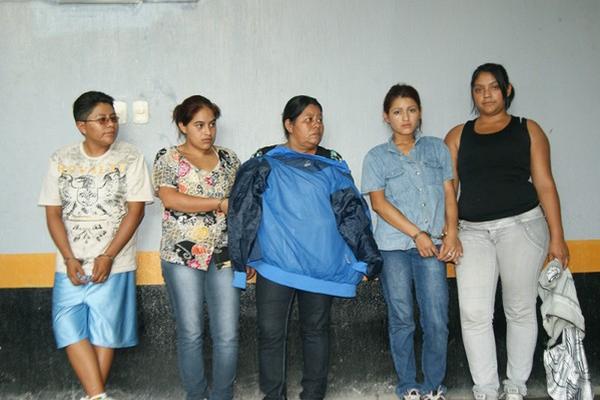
[152, 95, 241, 400]
[39, 91, 153, 400]
[228, 95, 382, 400]
[444, 63, 569, 400]
[361, 84, 460, 400]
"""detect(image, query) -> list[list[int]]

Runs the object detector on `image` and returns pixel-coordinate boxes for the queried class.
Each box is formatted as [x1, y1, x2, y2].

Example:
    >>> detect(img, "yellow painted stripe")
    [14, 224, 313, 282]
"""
[1, 240, 599, 288]
[0, 253, 57, 289]
[445, 240, 600, 277]
[0, 252, 164, 288]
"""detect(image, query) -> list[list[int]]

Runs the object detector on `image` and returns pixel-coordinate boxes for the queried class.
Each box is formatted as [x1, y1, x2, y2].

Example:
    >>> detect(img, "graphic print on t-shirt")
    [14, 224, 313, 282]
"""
[58, 166, 127, 245]
[39, 141, 154, 274]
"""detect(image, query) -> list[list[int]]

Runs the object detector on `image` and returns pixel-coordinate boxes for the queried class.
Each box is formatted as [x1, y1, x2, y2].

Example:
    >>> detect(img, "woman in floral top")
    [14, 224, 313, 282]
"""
[152, 95, 240, 400]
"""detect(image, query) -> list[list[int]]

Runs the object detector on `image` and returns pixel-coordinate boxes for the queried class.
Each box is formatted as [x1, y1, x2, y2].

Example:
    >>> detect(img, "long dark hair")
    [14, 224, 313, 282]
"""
[383, 84, 422, 131]
[281, 95, 322, 138]
[173, 95, 221, 138]
[470, 63, 515, 111]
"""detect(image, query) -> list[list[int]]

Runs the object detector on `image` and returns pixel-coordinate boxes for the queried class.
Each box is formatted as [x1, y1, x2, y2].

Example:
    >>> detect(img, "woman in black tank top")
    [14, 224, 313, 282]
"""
[444, 64, 569, 400]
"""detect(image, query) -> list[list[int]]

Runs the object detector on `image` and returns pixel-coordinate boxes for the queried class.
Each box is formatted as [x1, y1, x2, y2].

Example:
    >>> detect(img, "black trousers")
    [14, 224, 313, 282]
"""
[256, 274, 333, 400]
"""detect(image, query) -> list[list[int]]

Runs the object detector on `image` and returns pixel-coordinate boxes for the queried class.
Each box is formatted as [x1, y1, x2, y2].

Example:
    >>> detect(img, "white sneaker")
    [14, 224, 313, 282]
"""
[403, 389, 421, 400]
[500, 387, 523, 400]
[422, 388, 446, 400]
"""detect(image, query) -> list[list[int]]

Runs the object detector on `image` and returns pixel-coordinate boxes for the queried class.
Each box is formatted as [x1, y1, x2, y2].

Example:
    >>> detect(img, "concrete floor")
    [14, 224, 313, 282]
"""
[4, 386, 595, 400]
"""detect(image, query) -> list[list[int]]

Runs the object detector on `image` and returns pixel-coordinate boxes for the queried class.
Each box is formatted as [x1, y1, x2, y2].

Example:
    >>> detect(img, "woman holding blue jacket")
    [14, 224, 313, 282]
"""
[228, 95, 382, 400]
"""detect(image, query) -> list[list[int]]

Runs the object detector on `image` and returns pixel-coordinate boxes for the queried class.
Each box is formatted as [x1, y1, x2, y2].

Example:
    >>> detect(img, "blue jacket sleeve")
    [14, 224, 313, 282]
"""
[331, 187, 383, 279]
[227, 157, 270, 288]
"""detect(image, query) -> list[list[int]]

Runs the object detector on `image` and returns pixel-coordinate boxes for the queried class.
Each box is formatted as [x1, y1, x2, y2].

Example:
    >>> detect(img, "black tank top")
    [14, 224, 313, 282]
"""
[457, 116, 539, 222]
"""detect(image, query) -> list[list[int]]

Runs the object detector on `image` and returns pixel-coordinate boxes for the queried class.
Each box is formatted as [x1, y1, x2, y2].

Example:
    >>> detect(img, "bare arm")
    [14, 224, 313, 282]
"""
[440, 124, 465, 263]
[439, 180, 462, 262]
[157, 186, 227, 214]
[444, 124, 463, 193]
[368, 190, 438, 258]
[45, 206, 86, 285]
[528, 119, 569, 266]
[91, 201, 146, 282]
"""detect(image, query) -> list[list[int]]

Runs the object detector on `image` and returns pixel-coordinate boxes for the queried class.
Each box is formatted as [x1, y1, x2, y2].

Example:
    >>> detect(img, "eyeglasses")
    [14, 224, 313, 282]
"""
[80, 115, 119, 126]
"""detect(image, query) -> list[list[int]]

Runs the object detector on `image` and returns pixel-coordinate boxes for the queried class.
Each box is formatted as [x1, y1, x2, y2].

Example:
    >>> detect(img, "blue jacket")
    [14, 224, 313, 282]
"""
[228, 146, 382, 297]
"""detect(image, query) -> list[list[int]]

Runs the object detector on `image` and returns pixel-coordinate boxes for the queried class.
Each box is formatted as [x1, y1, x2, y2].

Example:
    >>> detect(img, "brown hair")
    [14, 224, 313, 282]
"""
[383, 84, 422, 131]
[172, 95, 221, 136]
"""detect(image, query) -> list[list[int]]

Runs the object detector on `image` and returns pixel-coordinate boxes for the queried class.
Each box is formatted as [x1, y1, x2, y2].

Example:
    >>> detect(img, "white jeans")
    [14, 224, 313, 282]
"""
[456, 206, 549, 399]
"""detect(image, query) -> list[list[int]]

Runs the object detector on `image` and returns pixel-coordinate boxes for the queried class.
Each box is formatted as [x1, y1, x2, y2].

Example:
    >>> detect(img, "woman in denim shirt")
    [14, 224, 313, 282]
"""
[362, 84, 461, 400]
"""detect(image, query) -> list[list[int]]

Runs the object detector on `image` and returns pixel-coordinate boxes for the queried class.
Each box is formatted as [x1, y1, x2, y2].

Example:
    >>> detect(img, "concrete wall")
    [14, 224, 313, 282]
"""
[1, 278, 599, 398]
[1, 1, 600, 398]
[1, 0, 599, 255]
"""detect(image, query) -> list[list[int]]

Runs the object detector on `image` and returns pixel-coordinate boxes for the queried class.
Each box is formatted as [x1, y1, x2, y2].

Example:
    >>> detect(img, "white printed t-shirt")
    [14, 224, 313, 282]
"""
[39, 141, 153, 275]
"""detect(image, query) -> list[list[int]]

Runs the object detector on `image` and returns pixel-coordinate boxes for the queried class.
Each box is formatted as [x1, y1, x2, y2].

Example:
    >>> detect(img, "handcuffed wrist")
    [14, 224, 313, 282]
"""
[412, 230, 430, 242]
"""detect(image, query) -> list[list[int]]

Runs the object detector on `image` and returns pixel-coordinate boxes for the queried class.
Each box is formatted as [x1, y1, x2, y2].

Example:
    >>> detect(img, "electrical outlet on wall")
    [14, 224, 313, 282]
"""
[113, 101, 127, 124]
[132, 100, 149, 124]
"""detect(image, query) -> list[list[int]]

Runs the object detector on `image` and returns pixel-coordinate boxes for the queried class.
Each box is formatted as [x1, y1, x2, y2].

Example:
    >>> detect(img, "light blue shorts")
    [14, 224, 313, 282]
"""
[52, 271, 138, 349]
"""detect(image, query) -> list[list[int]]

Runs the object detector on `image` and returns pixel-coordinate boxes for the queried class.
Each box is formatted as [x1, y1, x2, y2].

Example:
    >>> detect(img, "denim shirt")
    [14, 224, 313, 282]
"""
[361, 135, 454, 251]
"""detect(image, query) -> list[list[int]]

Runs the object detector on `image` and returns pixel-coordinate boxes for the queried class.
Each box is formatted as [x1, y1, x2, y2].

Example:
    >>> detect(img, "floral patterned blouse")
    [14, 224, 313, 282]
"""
[152, 146, 240, 270]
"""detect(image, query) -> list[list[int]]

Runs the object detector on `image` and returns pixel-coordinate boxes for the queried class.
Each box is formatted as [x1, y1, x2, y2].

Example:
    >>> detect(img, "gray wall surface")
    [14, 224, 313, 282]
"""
[1, 0, 599, 254]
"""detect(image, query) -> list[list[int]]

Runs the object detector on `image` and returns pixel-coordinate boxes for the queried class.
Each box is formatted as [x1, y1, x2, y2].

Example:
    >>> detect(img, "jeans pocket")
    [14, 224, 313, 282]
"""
[519, 217, 549, 252]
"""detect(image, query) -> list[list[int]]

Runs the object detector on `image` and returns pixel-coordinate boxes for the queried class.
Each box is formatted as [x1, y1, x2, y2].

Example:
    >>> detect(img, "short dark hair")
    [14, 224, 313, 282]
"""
[281, 95, 322, 138]
[470, 63, 516, 111]
[172, 95, 221, 137]
[383, 84, 422, 131]
[73, 91, 114, 121]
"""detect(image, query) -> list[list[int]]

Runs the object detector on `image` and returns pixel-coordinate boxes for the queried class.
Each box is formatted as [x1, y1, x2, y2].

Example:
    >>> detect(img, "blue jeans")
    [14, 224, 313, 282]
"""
[162, 260, 240, 400]
[256, 274, 333, 400]
[380, 249, 449, 396]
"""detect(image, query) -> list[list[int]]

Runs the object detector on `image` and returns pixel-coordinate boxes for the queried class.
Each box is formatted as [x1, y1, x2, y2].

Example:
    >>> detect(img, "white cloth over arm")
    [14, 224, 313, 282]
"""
[537, 259, 592, 400]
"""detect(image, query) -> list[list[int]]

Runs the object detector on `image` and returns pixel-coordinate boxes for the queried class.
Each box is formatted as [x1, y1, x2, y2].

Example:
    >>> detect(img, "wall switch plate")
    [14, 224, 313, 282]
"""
[114, 100, 127, 124]
[132, 100, 149, 124]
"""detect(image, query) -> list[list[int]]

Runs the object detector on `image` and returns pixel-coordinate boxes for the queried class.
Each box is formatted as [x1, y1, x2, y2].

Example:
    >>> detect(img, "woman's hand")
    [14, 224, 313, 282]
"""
[65, 258, 86, 286]
[91, 255, 114, 283]
[219, 198, 229, 215]
[548, 238, 570, 268]
[415, 233, 439, 258]
[439, 233, 463, 263]
[246, 266, 256, 282]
